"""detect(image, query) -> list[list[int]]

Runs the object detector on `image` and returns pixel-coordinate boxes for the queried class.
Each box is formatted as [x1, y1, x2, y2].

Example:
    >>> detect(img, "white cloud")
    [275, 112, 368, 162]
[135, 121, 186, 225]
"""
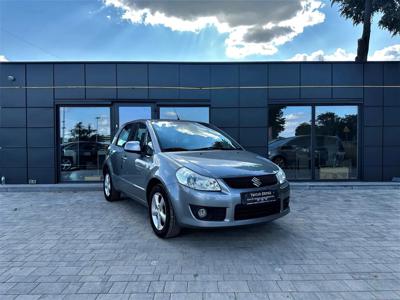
[369, 44, 400, 61]
[288, 44, 400, 61]
[0, 55, 8, 62]
[104, 0, 325, 59]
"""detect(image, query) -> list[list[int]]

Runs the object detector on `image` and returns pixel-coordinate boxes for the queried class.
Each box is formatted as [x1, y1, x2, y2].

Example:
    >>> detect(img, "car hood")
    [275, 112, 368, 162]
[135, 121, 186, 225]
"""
[165, 150, 279, 178]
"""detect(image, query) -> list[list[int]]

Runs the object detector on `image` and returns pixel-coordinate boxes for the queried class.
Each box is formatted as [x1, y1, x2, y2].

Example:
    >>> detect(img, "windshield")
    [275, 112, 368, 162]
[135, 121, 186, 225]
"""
[151, 121, 241, 152]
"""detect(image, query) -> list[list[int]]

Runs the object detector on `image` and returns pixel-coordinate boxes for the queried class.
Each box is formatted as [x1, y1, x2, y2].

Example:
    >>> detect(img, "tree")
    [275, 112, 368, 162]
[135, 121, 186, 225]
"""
[332, 0, 400, 61]
[69, 122, 97, 141]
[268, 106, 286, 139]
[295, 122, 311, 136]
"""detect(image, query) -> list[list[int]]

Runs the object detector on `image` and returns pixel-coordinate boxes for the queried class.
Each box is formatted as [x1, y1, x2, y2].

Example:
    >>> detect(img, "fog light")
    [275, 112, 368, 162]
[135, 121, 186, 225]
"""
[197, 208, 207, 219]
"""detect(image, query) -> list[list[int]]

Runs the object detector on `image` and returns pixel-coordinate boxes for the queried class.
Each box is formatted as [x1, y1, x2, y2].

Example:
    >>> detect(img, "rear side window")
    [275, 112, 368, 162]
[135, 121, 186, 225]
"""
[116, 125, 133, 147]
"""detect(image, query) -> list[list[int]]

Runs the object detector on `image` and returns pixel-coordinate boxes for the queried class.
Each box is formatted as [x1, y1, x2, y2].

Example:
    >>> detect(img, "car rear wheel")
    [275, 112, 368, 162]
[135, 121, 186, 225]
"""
[61, 157, 72, 171]
[103, 171, 120, 202]
[149, 184, 181, 238]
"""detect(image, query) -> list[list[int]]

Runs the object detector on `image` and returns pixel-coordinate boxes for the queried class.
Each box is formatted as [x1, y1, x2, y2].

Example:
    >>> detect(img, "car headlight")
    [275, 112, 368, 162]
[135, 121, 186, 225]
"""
[176, 167, 221, 191]
[275, 167, 286, 184]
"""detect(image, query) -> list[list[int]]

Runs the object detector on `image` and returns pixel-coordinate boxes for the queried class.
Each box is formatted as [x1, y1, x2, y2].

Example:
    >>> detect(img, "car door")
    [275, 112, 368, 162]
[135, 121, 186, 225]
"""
[109, 124, 135, 190]
[121, 122, 153, 203]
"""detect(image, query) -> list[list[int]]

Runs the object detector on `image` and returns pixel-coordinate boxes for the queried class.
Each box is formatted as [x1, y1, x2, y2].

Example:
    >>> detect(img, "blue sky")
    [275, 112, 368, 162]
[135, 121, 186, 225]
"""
[0, 0, 399, 62]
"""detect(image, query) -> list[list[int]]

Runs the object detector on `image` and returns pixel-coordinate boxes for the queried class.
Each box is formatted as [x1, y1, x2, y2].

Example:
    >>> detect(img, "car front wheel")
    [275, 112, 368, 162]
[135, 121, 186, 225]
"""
[149, 184, 181, 238]
[103, 170, 120, 202]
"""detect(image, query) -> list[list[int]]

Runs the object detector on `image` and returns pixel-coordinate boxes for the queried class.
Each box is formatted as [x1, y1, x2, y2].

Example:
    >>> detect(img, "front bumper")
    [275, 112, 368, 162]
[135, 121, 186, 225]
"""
[166, 180, 290, 228]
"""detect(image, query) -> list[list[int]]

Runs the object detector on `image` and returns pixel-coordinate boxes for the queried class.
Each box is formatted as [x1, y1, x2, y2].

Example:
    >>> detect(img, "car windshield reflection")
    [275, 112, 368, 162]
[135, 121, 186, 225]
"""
[151, 121, 241, 152]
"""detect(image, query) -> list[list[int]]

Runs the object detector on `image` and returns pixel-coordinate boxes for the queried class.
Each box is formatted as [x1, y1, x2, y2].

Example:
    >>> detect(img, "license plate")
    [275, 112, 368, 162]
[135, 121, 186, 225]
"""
[241, 190, 276, 205]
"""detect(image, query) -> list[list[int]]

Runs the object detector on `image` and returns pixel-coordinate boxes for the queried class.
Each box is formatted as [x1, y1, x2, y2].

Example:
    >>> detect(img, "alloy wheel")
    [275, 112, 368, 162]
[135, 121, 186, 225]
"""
[104, 173, 111, 197]
[61, 158, 72, 171]
[151, 192, 167, 231]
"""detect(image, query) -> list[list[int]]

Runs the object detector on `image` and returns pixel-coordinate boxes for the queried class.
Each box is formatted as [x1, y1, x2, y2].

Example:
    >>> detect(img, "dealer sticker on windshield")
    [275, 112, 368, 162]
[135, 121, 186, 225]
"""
[241, 190, 276, 205]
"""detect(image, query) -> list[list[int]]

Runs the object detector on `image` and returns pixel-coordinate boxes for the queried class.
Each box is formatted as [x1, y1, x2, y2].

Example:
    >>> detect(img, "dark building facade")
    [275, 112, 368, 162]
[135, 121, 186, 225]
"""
[0, 61, 399, 184]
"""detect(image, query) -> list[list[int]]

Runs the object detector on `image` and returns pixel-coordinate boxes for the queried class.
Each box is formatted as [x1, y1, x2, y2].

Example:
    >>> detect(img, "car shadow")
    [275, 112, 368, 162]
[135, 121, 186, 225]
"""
[114, 195, 294, 250]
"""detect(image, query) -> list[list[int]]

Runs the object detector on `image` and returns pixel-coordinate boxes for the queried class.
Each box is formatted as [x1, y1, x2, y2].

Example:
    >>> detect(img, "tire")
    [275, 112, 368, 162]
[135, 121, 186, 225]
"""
[103, 170, 121, 202]
[148, 184, 181, 238]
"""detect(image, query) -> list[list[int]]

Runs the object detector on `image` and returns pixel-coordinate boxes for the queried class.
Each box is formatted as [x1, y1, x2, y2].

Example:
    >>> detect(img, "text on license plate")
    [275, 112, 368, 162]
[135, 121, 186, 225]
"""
[241, 190, 276, 205]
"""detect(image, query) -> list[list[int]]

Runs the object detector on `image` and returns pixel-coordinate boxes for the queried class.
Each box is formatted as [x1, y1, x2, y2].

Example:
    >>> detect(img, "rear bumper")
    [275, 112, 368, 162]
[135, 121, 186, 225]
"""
[166, 180, 290, 228]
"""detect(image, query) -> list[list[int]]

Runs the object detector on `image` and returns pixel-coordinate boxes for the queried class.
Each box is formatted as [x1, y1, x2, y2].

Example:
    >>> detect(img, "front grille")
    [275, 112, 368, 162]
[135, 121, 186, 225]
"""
[234, 201, 280, 220]
[223, 174, 277, 189]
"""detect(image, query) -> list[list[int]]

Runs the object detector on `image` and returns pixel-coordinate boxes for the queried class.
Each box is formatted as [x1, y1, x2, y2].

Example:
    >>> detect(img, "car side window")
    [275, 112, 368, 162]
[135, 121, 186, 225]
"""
[116, 125, 133, 147]
[130, 123, 147, 144]
[129, 123, 153, 155]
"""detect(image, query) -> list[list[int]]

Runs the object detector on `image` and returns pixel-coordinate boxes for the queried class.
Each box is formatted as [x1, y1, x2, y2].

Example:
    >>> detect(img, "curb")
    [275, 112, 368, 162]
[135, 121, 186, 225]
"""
[0, 183, 102, 192]
[290, 183, 400, 190]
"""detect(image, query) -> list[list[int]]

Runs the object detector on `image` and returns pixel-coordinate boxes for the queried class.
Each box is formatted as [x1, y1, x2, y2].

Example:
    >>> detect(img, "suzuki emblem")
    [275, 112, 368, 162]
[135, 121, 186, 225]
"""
[251, 177, 262, 187]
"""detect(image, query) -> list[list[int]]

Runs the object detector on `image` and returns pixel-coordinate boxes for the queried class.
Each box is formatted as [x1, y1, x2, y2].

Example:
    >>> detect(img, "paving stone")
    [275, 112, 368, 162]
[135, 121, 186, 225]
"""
[128, 293, 154, 300]
[124, 281, 150, 293]
[188, 281, 218, 292]
[31, 282, 67, 294]
[236, 292, 269, 299]
[217, 281, 249, 292]
[170, 293, 202, 300]
[77, 282, 112, 294]
[203, 293, 235, 300]
[14, 295, 41, 300]
[164, 281, 187, 293]
[148, 281, 165, 293]
[62, 294, 97, 300]
[6, 283, 38, 294]
[109, 281, 128, 293]
[97, 294, 130, 300]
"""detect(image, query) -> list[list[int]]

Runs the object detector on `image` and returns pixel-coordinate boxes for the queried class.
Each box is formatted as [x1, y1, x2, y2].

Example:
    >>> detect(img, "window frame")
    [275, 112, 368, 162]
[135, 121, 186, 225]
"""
[57, 105, 112, 183]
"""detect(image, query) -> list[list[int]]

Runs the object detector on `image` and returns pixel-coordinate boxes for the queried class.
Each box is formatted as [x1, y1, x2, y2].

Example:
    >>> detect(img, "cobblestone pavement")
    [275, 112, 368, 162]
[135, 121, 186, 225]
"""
[0, 189, 400, 300]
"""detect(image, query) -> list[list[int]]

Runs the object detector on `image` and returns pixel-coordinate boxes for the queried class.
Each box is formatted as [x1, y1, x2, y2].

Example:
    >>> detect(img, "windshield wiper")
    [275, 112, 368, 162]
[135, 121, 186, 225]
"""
[163, 147, 189, 152]
[192, 146, 239, 151]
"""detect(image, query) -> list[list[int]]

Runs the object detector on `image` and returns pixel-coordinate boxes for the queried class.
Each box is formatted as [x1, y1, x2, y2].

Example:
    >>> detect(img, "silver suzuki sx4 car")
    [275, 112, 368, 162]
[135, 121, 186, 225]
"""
[103, 120, 290, 238]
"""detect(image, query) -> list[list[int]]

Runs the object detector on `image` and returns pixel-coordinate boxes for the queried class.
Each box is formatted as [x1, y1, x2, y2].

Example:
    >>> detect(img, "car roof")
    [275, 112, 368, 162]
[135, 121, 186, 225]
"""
[120, 119, 208, 127]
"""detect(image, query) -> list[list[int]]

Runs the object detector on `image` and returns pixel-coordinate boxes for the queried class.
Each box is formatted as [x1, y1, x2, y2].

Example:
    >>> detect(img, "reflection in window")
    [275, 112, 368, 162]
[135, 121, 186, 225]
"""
[119, 106, 152, 126]
[160, 107, 209, 123]
[151, 121, 240, 152]
[59, 107, 111, 182]
[268, 106, 312, 180]
[315, 106, 358, 180]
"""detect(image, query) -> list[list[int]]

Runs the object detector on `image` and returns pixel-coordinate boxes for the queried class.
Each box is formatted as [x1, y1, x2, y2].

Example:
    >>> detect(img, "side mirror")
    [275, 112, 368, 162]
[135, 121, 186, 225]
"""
[124, 141, 141, 153]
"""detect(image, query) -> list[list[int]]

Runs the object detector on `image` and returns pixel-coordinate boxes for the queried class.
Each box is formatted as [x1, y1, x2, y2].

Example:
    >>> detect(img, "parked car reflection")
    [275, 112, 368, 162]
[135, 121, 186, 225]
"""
[61, 141, 108, 171]
[268, 135, 345, 169]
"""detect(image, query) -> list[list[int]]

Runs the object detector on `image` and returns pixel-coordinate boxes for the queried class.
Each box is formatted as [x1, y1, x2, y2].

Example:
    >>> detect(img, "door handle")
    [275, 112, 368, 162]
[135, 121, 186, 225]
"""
[122, 156, 128, 160]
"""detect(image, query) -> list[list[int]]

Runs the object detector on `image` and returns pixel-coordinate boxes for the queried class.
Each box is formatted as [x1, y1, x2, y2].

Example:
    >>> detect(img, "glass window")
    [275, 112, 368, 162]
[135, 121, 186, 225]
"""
[315, 106, 358, 180]
[159, 107, 209, 123]
[151, 121, 241, 152]
[59, 107, 111, 182]
[119, 106, 152, 126]
[268, 105, 359, 180]
[116, 125, 132, 147]
[268, 106, 312, 180]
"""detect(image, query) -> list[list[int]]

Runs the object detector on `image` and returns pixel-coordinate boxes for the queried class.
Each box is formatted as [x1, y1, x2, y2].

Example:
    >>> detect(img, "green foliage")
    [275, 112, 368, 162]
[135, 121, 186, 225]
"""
[268, 106, 286, 139]
[332, 0, 400, 35]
